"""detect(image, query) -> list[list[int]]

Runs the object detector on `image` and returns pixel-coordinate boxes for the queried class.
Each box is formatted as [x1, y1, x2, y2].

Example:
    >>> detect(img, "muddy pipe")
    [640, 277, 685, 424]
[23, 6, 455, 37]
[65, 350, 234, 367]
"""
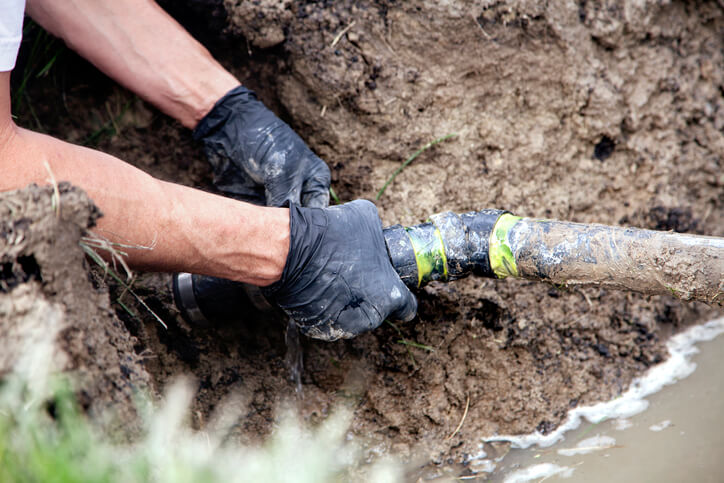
[173, 210, 724, 325]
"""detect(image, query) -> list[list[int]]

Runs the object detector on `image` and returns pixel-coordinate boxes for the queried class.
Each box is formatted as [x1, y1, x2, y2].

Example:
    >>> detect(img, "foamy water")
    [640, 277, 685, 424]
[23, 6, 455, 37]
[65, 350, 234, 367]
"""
[471, 316, 724, 480]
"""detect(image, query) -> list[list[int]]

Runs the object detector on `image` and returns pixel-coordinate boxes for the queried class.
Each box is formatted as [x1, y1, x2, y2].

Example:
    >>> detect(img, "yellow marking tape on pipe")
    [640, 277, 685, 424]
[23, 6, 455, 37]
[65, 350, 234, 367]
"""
[434, 226, 449, 280]
[406, 225, 448, 287]
[489, 213, 521, 279]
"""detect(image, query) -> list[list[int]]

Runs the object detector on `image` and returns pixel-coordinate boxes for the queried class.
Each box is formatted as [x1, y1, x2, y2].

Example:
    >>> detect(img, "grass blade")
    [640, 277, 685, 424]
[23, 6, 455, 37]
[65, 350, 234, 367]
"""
[376, 133, 457, 200]
[80, 239, 168, 329]
[36, 51, 59, 78]
[396, 339, 435, 352]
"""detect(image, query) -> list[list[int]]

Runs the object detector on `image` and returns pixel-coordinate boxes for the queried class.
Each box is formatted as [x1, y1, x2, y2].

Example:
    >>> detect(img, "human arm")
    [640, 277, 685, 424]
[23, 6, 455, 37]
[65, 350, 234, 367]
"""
[0, 72, 288, 286]
[7, 1, 413, 335]
[3, 61, 416, 337]
[2, 71, 415, 335]
[26, 0, 331, 207]
[26, 0, 237, 128]
[1, 72, 415, 337]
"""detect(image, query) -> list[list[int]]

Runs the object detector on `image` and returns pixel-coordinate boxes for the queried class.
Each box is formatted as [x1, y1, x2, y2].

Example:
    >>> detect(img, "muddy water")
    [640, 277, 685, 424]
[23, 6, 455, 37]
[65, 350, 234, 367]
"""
[484, 317, 724, 482]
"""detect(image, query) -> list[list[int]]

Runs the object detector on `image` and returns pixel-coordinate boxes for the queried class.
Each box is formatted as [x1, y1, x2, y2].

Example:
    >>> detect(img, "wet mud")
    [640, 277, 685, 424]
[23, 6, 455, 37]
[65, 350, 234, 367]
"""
[8, 0, 724, 476]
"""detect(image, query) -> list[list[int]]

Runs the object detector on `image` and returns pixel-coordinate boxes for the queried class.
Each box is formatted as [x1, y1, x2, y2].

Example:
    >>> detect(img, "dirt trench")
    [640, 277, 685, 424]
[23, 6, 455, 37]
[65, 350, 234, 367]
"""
[9, 0, 724, 477]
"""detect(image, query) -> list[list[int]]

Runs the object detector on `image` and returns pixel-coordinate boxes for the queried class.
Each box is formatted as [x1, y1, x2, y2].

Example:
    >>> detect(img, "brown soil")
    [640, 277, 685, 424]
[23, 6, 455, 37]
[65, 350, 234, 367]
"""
[0, 185, 150, 435]
[8, 0, 724, 479]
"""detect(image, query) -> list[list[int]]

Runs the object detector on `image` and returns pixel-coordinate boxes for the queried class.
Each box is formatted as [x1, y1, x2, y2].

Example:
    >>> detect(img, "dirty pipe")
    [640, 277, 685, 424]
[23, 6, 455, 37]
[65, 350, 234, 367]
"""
[173, 210, 724, 325]
[395, 211, 724, 303]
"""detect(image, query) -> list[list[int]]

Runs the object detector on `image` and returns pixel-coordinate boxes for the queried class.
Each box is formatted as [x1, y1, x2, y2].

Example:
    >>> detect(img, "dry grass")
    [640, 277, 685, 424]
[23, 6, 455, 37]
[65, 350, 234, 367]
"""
[79, 232, 167, 329]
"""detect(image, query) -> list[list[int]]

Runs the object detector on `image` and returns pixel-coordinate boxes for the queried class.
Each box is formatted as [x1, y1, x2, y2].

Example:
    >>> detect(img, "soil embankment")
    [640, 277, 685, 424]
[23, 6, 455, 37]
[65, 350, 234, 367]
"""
[0, 185, 150, 434]
[7, 0, 724, 476]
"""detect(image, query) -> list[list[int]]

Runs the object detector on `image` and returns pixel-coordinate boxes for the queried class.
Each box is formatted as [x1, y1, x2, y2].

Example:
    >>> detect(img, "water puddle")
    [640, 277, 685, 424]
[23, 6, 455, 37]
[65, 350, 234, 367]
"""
[470, 316, 724, 482]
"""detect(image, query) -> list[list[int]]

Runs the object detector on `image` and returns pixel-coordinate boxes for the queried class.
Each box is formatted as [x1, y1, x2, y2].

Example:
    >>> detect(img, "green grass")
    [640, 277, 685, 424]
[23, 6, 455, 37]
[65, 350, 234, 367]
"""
[81, 100, 132, 147]
[385, 320, 435, 369]
[12, 21, 130, 147]
[0, 356, 403, 483]
[376, 133, 457, 200]
[329, 187, 342, 205]
[12, 21, 66, 131]
[330, 133, 457, 204]
[80, 234, 167, 329]
[396, 339, 435, 352]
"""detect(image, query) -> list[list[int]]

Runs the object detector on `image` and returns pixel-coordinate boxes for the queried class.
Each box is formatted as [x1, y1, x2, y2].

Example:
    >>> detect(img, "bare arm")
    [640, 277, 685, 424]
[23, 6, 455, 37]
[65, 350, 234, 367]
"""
[26, 0, 239, 128]
[0, 73, 288, 286]
[27, 0, 333, 209]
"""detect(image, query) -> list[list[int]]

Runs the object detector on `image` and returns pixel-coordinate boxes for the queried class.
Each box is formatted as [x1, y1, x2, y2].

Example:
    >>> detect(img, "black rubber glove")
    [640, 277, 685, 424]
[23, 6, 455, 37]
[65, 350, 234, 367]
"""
[263, 200, 417, 341]
[193, 85, 331, 208]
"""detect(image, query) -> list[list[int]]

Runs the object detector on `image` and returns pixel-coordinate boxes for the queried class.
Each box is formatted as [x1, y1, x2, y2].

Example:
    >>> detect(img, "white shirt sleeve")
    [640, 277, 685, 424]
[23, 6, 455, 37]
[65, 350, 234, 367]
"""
[0, 0, 27, 72]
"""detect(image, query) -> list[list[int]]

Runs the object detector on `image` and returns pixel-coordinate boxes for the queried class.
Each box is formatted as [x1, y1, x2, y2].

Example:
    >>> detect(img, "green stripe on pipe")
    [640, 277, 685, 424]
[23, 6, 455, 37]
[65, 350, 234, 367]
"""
[489, 213, 521, 279]
[406, 225, 448, 287]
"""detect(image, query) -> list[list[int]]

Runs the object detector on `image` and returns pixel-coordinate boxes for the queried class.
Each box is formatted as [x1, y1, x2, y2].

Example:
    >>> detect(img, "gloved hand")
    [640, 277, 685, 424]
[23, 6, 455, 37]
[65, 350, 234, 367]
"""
[263, 200, 417, 341]
[193, 85, 331, 208]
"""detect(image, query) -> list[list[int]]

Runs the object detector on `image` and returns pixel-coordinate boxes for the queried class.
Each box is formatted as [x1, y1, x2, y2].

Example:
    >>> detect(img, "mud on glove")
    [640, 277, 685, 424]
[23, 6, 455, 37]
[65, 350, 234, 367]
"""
[263, 200, 417, 341]
[193, 85, 331, 208]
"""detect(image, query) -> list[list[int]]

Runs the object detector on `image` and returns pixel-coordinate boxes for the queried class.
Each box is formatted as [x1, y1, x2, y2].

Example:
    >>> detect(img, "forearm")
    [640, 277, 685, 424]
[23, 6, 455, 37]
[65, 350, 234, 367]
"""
[26, 0, 239, 128]
[0, 125, 289, 286]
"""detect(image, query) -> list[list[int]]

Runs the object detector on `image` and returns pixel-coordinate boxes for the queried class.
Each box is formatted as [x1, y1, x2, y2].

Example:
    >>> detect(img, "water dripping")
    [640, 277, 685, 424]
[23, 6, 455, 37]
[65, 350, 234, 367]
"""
[285, 317, 304, 396]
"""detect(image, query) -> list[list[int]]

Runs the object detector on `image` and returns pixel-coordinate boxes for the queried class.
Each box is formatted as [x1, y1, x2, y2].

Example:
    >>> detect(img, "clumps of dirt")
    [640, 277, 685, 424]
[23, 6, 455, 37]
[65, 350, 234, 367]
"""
[621, 205, 702, 233]
[268, 0, 724, 231]
[211, 0, 724, 468]
[223, 0, 293, 48]
[10, 0, 724, 477]
[109, 271, 301, 446]
[0, 184, 151, 434]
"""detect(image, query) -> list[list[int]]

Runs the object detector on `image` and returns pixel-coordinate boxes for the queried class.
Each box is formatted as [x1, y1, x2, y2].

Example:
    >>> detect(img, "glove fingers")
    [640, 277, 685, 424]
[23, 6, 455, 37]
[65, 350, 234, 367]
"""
[301, 187, 330, 208]
[301, 161, 331, 208]
[236, 192, 267, 206]
[265, 179, 302, 207]
[386, 282, 418, 323]
[216, 182, 266, 205]
[208, 154, 268, 203]
[332, 281, 417, 338]
[333, 301, 384, 340]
